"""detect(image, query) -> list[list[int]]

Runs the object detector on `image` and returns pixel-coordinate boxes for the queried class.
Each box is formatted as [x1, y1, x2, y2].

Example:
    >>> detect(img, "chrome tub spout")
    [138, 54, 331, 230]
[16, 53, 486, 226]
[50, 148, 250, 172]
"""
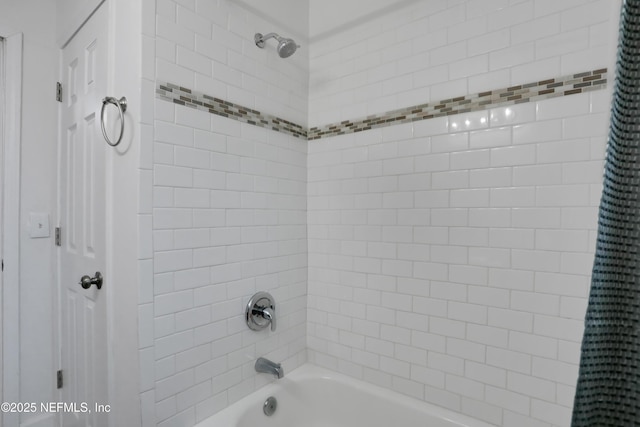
[255, 357, 283, 379]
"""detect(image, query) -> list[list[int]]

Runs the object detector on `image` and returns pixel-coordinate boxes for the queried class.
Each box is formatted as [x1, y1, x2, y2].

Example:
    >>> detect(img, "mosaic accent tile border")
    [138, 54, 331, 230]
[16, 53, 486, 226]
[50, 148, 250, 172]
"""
[156, 83, 307, 139]
[308, 68, 607, 140]
[156, 68, 607, 141]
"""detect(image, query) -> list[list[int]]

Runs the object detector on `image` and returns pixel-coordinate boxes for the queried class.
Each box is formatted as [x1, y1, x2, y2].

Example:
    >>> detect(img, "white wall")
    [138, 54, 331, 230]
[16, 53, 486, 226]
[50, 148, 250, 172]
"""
[56, 0, 103, 46]
[0, 2, 58, 426]
[307, 1, 619, 426]
[108, 0, 144, 424]
[140, 1, 308, 425]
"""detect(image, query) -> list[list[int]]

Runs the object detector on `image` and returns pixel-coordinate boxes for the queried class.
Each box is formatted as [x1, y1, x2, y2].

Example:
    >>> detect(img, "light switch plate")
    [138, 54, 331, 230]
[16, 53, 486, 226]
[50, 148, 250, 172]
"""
[29, 213, 50, 238]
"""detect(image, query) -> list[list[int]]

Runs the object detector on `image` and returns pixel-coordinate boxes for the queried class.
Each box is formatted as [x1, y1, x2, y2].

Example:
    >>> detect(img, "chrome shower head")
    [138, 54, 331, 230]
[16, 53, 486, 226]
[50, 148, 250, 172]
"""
[276, 37, 298, 58]
[255, 32, 300, 58]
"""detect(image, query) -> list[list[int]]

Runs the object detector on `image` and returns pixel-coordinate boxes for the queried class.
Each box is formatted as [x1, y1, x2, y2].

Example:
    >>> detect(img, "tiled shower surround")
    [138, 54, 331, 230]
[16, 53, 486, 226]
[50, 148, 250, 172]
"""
[306, 91, 609, 426]
[140, 1, 309, 426]
[142, 1, 618, 427]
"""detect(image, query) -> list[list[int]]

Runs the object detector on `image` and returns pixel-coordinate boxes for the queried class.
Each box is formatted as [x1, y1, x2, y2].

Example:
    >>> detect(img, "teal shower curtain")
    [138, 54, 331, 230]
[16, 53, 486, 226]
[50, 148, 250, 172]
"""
[572, 0, 640, 425]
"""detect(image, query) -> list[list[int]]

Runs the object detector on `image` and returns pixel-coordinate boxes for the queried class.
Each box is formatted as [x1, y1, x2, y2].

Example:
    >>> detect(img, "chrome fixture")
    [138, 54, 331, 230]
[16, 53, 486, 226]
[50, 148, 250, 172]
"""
[246, 291, 276, 331]
[255, 357, 284, 379]
[100, 96, 127, 147]
[263, 396, 277, 416]
[254, 32, 300, 58]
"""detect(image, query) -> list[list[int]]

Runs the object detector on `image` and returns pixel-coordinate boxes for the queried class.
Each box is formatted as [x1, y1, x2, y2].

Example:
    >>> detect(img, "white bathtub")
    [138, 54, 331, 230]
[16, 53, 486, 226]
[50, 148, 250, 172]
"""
[195, 364, 494, 427]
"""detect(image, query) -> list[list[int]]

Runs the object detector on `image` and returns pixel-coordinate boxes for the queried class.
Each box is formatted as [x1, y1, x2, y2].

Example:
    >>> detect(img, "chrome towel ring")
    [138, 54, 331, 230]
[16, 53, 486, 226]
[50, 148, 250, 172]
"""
[100, 96, 127, 147]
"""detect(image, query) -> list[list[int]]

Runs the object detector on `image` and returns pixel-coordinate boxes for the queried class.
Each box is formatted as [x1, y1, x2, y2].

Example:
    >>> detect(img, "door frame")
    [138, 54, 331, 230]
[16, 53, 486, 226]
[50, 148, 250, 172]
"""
[0, 28, 23, 426]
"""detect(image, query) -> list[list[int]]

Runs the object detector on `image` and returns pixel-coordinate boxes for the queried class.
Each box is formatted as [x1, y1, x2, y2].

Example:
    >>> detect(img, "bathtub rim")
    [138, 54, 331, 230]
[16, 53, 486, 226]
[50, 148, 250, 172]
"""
[194, 363, 496, 427]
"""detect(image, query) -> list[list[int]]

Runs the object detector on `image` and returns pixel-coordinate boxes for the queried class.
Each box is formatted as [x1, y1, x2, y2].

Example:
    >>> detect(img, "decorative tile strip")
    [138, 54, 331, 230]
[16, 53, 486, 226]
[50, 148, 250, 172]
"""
[307, 68, 608, 140]
[156, 83, 307, 139]
[156, 68, 607, 142]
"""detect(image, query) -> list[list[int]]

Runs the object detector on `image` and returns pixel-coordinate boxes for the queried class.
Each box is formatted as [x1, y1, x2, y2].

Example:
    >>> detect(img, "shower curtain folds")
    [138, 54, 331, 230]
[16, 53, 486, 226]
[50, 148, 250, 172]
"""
[572, 1, 640, 425]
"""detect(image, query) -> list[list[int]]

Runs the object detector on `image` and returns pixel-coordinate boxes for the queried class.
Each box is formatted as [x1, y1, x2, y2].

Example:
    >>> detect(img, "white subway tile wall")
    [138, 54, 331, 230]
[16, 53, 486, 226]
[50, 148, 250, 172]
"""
[155, 0, 308, 127]
[149, 111, 308, 426]
[141, 1, 308, 426]
[308, 0, 613, 128]
[306, 2, 616, 426]
[307, 90, 609, 427]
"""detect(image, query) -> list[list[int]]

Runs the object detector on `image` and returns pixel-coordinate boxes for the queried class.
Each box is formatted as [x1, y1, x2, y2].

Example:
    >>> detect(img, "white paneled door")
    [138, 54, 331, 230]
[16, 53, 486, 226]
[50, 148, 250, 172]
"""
[58, 3, 109, 426]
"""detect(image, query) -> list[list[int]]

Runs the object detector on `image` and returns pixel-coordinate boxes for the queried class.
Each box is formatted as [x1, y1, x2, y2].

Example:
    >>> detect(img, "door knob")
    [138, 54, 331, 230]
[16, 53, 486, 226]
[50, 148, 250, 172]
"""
[79, 272, 103, 290]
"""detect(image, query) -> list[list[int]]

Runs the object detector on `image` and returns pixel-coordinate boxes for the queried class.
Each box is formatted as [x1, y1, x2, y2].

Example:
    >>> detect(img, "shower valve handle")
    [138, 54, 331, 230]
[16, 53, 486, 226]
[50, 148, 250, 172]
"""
[258, 306, 276, 331]
[246, 292, 276, 332]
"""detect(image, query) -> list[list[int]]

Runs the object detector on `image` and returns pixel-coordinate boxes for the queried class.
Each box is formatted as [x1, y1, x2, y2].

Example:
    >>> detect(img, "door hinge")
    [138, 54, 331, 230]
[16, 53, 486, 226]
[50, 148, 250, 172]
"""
[1, 259, 3, 271]
[55, 227, 61, 247]
[56, 82, 62, 102]
[57, 370, 63, 389]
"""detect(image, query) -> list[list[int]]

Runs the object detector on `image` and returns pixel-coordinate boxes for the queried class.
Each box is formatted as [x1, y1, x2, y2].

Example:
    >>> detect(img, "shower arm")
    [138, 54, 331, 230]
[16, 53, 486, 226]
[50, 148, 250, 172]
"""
[255, 32, 280, 48]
